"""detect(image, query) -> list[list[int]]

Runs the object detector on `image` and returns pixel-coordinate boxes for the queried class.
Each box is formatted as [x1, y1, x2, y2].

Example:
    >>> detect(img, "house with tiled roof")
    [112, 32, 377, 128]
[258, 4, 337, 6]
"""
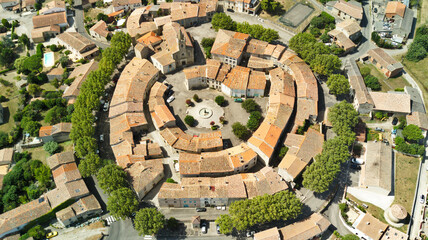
[246, 69, 267, 97]
[223, 0, 260, 15]
[247, 68, 295, 164]
[329, 0, 363, 23]
[39, 0, 65, 15]
[280, 213, 330, 240]
[179, 143, 257, 177]
[184, 59, 231, 90]
[0, 148, 14, 166]
[125, 160, 164, 200]
[211, 29, 250, 67]
[112, 0, 142, 11]
[31, 25, 61, 43]
[89, 20, 111, 41]
[363, 141, 393, 196]
[151, 22, 194, 74]
[126, 7, 160, 38]
[328, 29, 357, 53]
[355, 213, 388, 240]
[39, 122, 72, 143]
[158, 167, 287, 208]
[278, 129, 324, 182]
[63, 60, 99, 104]
[247, 55, 275, 72]
[159, 127, 223, 153]
[369, 91, 411, 114]
[31, 11, 68, 42]
[0, 0, 19, 10]
[366, 48, 403, 77]
[345, 60, 374, 114]
[56, 32, 99, 61]
[47, 151, 75, 170]
[56, 194, 102, 228]
[151, 105, 176, 130]
[407, 112, 428, 131]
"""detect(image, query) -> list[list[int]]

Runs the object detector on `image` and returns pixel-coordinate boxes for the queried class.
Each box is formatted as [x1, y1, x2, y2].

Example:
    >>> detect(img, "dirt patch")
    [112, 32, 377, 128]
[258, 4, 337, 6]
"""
[85, 233, 104, 240]
[86, 221, 105, 230]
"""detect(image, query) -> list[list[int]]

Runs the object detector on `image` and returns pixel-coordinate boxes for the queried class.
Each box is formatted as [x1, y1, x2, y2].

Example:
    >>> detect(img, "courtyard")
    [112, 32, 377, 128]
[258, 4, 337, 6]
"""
[164, 70, 269, 147]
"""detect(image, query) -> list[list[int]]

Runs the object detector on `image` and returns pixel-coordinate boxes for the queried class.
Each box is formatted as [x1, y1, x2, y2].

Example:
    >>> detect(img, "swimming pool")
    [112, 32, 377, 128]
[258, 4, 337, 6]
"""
[43, 52, 55, 67]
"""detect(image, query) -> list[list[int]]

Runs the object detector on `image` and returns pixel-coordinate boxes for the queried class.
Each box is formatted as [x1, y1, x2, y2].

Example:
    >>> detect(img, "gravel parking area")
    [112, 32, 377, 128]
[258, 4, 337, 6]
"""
[164, 71, 269, 147]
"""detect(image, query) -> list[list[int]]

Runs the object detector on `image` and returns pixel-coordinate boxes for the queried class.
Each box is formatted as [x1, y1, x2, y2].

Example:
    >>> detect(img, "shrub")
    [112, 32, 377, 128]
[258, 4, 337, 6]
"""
[215, 95, 225, 106]
[49, 45, 58, 52]
[242, 99, 259, 113]
[232, 122, 250, 140]
[44, 141, 59, 155]
[360, 67, 371, 77]
[185, 99, 192, 105]
[364, 75, 381, 91]
[184, 115, 195, 126]
[193, 94, 199, 102]
[279, 146, 289, 158]
[166, 178, 177, 183]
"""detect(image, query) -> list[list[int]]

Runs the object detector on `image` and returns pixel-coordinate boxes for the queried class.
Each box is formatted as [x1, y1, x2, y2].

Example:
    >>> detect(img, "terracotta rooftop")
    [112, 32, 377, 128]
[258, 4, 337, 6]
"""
[152, 105, 176, 129]
[137, 31, 162, 45]
[336, 19, 362, 36]
[333, 0, 363, 20]
[345, 60, 374, 105]
[125, 160, 164, 197]
[247, 56, 274, 70]
[47, 151, 75, 170]
[222, 66, 250, 90]
[386, 1, 406, 18]
[63, 61, 99, 99]
[279, 213, 330, 240]
[33, 11, 67, 29]
[211, 29, 249, 59]
[367, 48, 403, 73]
[89, 20, 110, 38]
[407, 112, 428, 130]
[356, 213, 388, 240]
[57, 32, 97, 53]
[52, 162, 82, 186]
[369, 91, 410, 114]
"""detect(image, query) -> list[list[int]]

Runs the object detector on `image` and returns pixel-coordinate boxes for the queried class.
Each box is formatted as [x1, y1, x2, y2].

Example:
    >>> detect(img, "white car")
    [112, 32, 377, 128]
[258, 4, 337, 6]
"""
[167, 95, 175, 103]
[201, 223, 207, 234]
[100, 135, 104, 142]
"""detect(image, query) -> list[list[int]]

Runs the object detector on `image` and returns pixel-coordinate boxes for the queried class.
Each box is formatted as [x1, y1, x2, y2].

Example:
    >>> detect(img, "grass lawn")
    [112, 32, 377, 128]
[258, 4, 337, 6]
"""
[396, 55, 428, 107]
[418, 0, 428, 26]
[40, 82, 57, 92]
[259, 0, 298, 22]
[394, 153, 420, 214]
[0, 98, 19, 133]
[366, 128, 382, 141]
[85, 8, 105, 21]
[357, 62, 410, 92]
[26, 140, 74, 165]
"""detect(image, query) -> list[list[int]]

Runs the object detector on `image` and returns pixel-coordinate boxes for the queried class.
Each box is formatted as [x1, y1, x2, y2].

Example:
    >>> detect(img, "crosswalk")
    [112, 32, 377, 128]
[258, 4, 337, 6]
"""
[106, 215, 117, 225]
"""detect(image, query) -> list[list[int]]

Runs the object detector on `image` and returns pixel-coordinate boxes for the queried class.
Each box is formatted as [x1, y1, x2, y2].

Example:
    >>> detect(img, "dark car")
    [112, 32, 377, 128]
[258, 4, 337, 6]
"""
[196, 208, 207, 212]
[226, 8, 234, 12]
[167, 89, 174, 97]
[392, 117, 398, 125]
[350, 163, 361, 170]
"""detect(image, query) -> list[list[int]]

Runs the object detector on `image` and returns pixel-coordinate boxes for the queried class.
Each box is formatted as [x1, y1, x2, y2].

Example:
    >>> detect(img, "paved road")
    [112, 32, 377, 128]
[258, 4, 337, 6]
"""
[225, 11, 294, 44]
[74, 7, 110, 49]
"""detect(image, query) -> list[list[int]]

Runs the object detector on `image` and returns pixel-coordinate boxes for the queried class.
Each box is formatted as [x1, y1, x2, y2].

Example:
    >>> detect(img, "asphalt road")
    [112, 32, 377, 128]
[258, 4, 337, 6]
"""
[74, 7, 110, 49]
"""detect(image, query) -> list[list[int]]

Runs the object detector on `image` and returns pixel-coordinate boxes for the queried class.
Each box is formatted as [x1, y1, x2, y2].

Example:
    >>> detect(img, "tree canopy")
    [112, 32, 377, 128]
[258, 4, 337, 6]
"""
[134, 208, 166, 236]
[78, 152, 103, 178]
[232, 122, 250, 140]
[326, 74, 350, 96]
[211, 13, 236, 31]
[97, 164, 128, 194]
[402, 124, 424, 142]
[215, 191, 302, 232]
[43, 141, 59, 155]
[241, 99, 260, 113]
[107, 187, 139, 219]
[75, 136, 97, 158]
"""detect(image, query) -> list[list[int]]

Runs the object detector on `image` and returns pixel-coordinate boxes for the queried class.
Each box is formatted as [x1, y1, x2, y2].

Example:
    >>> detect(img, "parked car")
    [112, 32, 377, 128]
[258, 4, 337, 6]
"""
[392, 117, 398, 125]
[103, 102, 109, 112]
[167, 95, 175, 103]
[196, 207, 207, 212]
[350, 157, 364, 165]
[350, 163, 361, 170]
[216, 225, 221, 234]
[375, 127, 384, 132]
[201, 223, 207, 234]
[392, 129, 397, 135]
[234, 98, 243, 102]
[167, 89, 174, 97]
[100, 134, 104, 142]
[226, 8, 234, 12]
[420, 194, 425, 204]
[46, 231, 58, 239]
[165, 83, 173, 91]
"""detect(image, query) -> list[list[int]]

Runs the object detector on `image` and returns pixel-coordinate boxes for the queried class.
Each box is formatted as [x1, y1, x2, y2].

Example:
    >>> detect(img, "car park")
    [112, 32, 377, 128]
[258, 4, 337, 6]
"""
[196, 207, 207, 212]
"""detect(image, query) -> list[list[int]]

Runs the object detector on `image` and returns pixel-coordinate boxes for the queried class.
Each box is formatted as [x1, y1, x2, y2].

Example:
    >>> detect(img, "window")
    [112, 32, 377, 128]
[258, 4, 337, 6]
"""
[184, 201, 187, 203]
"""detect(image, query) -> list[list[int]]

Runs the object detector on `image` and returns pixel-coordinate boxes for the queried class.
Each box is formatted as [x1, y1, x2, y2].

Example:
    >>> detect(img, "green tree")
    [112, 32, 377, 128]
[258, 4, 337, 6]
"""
[134, 208, 165, 235]
[241, 99, 259, 113]
[193, 94, 199, 102]
[97, 164, 128, 194]
[279, 146, 289, 158]
[0, 46, 16, 67]
[403, 124, 424, 142]
[44, 106, 67, 125]
[1, 19, 10, 29]
[406, 42, 427, 62]
[28, 225, 46, 240]
[364, 75, 381, 91]
[326, 74, 350, 95]
[360, 66, 371, 77]
[14, 56, 28, 73]
[97, 13, 109, 22]
[215, 214, 234, 235]
[211, 13, 236, 31]
[201, 38, 215, 48]
[328, 101, 359, 136]
[184, 115, 195, 126]
[23, 55, 43, 73]
[107, 188, 139, 219]
[232, 122, 250, 140]
[75, 136, 97, 158]
[79, 152, 103, 178]
[215, 95, 225, 106]
[310, 54, 342, 76]
[34, 164, 51, 187]
[18, 34, 30, 49]
[166, 217, 179, 231]
[24, 121, 41, 137]
[26, 184, 41, 200]
[289, 33, 316, 54]
[43, 141, 59, 155]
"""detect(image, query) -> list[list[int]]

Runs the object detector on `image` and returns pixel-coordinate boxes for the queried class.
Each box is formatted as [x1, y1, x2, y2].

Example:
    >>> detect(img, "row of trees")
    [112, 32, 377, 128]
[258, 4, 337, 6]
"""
[215, 191, 302, 234]
[211, 13, 279, 43]
[0, 152, 53, 213]
[71, 32, 131, 176]
[406, 25, 428, 62]
[302, 101, 358, 193]
[289, 33, 342, 76]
